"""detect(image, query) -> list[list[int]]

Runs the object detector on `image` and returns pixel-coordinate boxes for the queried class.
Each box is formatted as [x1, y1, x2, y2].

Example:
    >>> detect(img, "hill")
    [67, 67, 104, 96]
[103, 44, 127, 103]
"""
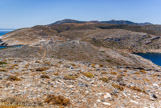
[0, 20, 160, 108]
[51, 19, 152, 25]
[0, 20, 161, 68]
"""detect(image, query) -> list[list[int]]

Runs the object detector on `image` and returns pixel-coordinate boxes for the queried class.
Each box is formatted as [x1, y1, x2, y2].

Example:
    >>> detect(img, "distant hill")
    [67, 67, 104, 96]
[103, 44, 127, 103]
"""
[51, 19, 152, 25]
[101, 20, 152, 25]
[51, 19, 85, 25]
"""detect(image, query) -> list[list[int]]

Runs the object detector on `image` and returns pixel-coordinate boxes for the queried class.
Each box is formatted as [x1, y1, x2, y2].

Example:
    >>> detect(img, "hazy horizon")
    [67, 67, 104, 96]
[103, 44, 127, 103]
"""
[0, 0, 161, 28]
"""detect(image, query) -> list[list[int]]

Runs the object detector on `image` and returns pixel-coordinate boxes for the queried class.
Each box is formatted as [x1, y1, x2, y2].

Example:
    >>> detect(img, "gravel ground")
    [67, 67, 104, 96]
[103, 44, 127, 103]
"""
[0, 58, 160, 108]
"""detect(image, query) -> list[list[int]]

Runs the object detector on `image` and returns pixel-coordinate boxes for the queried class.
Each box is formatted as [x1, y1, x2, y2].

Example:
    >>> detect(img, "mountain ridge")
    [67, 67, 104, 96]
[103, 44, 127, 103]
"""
[51, 19, 153, 25]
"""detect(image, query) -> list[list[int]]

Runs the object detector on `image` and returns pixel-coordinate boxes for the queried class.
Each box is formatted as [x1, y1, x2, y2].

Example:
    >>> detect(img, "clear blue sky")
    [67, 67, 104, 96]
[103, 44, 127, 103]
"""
[0, 0, 161, 28]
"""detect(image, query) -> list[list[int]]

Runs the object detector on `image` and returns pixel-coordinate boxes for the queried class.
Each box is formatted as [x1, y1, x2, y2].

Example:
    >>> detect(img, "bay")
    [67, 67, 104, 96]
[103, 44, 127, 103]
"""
[134, 53, 161, 66]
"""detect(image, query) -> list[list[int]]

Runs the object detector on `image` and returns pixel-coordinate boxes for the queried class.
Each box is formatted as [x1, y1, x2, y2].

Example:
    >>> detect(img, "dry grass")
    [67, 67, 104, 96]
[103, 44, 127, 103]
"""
[99, 77, 109, 83]
[124, 70, 127, 72]
[110, 72, 117, 75]
[11, 64, 18, 67]
[40, 74, 50, 79]
[82, 72, 94, 78]
[64, 75, 79, 80]
[0, 105, 18, 108]
[143, 78, 150, 82]
[0, 68, 8, 72]
[44, 95, 70, 106]
[36, 67, 49, 71]
[101, 72, 108, 74]
[70, 63, 76, 66]
[129, 86, 146, 93]
[0, 105, 23, 108]
[140, 69, 147, 74]
[91, 64, 96, 68]
[134, 72, 140, 74]
[112, 84, 124, 91]
[54, 73, 59, 76]
[44, 62, 51, 66]
[6, 76, 21, 81]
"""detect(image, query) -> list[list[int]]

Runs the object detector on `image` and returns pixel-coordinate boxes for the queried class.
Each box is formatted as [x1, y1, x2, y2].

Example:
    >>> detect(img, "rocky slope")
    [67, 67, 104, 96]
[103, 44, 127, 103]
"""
[0, 21, 161, 69]
[0, 40, 159, 70]
[0, 57, 160, 108]
[0, 20, 161, 108]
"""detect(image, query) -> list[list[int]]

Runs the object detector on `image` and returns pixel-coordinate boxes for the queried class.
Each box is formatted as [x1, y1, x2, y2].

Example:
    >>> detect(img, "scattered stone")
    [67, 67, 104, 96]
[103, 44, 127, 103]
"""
[104, 93, 111, 99]
[102, 102, 111, 106]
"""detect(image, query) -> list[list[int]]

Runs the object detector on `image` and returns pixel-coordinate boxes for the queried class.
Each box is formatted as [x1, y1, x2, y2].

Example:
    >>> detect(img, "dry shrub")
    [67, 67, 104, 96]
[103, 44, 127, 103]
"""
[130, 86, 146, 93]
[64, 75, 78, 80]
[99, 77, 109, 83]
[124, 70, 127, 72]
[112, 84, 124, 91]
[91, 64, 96, 68]
[6, 76, 21, 81]
[40, 74, 50, 79]
[44, 95, 70, 106]
[0, 105, 18, 108]
[0, 68, 8, 72]
[101, 72, 108, 74]
[140, 69, 147, 74]
[1, 96, 42, 107]
[71, 63, 76, 66]
[83, 72, 94, 78]
[12, 64, 18, 67]
[99, 64, 104, 67]
[134, 72, 140, 74]
[54, 73, 59, 76]
[110, 72, 117, 75]
[144, 78, 150, 82]
[36, 67, 49, 71]
[44, 62, 51, 66]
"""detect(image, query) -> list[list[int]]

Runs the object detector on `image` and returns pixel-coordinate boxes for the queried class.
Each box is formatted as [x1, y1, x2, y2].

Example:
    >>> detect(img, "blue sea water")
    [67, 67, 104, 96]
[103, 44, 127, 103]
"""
[134, 53, 161, 66]
[0, 31, 11, 36]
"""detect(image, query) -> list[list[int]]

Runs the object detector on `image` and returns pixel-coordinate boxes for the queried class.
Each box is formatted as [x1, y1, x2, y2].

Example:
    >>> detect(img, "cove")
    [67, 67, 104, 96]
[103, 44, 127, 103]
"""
[0, 30, 23, 49]
[134, 53, 161, 66]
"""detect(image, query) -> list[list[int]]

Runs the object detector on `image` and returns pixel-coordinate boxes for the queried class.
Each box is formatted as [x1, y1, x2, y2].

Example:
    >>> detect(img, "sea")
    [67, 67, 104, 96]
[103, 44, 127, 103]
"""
[134, 53, 161, 66]
[0, 31, 11, 36]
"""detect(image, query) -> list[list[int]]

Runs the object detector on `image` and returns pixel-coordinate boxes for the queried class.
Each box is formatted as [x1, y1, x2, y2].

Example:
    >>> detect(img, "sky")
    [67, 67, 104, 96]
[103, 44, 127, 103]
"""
[0, 0, 161, 28]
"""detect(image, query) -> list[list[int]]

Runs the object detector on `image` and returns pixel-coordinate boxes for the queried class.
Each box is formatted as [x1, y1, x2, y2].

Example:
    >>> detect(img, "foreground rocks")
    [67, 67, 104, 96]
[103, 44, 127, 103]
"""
[0, 57, 160, 108]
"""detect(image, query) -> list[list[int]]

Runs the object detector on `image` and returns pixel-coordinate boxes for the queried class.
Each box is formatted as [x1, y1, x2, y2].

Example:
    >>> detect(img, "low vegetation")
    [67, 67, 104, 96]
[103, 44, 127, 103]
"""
[44, 95, 70, 106]
[6, 76, 21, 81]
[40, 74, 50, 79]
[110, 72, 117, 75]
[82, 72, 94, 78]
[64, 75, 79, 80]
[99, 77, 109, 83]
[112, 83, 124, 91]
[0, 62, 7, 65]
[36, 67, 49, 71]
[129, 86, 146, 93]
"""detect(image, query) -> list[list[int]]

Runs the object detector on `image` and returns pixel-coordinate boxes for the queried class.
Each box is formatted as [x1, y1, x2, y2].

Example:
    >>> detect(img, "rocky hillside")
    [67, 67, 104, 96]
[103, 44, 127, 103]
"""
[0, 40, 159, 70]
[0, 20, 161, 108]
[0, 20, 161, 69]
[0, 57, 160, 108]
